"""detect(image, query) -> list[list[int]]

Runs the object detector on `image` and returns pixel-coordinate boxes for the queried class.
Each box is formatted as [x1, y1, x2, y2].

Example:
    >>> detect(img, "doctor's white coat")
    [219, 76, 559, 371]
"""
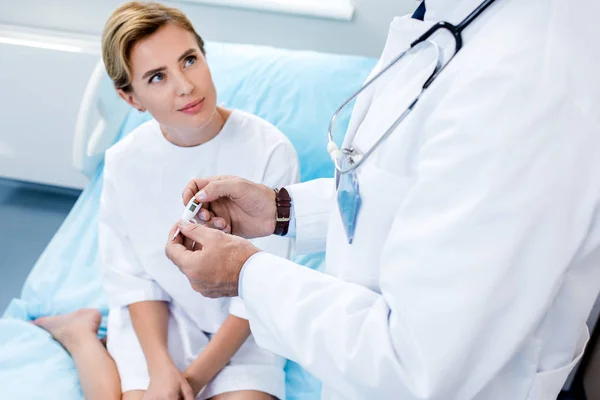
[239, 0, 600, 398]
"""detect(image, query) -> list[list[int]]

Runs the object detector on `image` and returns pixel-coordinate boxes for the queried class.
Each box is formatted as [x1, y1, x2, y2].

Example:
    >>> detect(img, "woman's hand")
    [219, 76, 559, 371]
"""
[182, 315, 252, 397]
[143, 362, 195, 400]
[183, 368, 208, 398]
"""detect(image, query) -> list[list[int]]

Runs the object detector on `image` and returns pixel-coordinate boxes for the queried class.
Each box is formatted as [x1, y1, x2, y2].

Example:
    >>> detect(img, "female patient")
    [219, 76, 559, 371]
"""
[34, 2, 298, 399]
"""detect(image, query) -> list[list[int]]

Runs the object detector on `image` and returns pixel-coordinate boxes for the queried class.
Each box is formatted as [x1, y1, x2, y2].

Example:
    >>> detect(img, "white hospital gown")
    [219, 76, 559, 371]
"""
[99, 110, 299, 399]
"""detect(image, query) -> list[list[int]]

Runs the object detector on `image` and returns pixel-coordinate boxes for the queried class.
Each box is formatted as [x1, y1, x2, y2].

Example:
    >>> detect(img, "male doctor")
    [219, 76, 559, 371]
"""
[166, 0, 600, 398]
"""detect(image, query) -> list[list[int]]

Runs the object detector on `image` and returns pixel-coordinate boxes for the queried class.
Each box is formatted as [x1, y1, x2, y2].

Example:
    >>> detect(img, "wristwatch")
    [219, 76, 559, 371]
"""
[273, 187, 291, 236]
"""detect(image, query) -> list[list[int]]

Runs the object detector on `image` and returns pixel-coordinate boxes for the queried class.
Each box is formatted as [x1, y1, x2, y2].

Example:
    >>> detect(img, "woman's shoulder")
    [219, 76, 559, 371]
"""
[226, 110, 299, 183]
[228, 109, 295, 153]
[104, 119, 159, 169]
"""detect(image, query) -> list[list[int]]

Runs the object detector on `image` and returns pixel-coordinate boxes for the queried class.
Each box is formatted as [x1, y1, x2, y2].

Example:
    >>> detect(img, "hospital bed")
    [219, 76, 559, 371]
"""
[0, 41, 377, 399]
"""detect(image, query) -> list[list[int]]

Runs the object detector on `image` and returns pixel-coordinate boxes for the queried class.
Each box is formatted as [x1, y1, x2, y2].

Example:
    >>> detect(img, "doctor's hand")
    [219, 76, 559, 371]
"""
[165, 220, 260, 298]
[193, 207, 232, 234]
[182, 175, 276, 239]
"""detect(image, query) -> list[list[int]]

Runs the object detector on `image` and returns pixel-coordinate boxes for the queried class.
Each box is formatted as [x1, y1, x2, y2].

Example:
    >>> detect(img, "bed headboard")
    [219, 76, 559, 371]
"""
[72, 59, 130, 179]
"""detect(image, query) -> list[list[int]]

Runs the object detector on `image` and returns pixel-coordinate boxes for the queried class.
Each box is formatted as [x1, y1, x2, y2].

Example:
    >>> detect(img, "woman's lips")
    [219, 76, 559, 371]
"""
[178, 98, 205, 115]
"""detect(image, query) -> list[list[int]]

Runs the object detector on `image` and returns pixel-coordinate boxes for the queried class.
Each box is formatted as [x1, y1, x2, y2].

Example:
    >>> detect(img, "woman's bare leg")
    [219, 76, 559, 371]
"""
[209, 391, 276, 400]
[121, 391, 144, 400]
[34, 309, 122, 400]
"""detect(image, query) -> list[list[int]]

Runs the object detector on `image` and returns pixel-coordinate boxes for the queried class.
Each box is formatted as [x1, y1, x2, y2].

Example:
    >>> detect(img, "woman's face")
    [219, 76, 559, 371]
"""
[119, 23, 216, 131]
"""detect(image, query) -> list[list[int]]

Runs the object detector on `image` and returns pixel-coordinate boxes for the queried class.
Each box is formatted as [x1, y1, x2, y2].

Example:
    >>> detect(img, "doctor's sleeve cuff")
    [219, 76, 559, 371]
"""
[286, 199, 297, 238]
[286, 178, 336, 254]
[238, 252, 265, 300]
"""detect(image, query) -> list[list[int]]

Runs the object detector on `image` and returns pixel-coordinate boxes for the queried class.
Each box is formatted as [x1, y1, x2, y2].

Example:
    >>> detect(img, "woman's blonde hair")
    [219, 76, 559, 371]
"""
[102, 2, 205, 92]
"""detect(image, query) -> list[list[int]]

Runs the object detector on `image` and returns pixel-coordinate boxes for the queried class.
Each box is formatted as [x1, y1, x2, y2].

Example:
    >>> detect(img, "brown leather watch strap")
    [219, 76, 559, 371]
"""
[273, 187, 291, 236]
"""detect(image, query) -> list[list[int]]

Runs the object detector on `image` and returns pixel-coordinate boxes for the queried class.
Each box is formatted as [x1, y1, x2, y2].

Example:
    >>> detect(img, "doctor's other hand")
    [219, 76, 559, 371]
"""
[165, 221, 260, 298]
[182, 175, 276, 239]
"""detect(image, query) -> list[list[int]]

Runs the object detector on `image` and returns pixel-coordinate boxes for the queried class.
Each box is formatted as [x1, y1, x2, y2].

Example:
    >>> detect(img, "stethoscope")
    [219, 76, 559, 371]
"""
[329, 0, 500, 244]
[327, 0, 499, 176]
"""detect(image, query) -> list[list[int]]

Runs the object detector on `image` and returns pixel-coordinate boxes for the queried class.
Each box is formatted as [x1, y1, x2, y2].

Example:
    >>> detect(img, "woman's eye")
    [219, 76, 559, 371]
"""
[149, 73, 164, 84]
[184, 55, 196, 67]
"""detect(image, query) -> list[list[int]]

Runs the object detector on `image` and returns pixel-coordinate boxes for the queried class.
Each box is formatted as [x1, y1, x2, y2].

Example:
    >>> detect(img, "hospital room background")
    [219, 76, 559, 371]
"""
[0, 0, 598, 399]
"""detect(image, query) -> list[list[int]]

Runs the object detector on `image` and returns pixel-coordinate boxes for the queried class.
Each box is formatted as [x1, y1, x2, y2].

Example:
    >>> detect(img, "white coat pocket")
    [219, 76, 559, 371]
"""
[526, 325, 590, 400]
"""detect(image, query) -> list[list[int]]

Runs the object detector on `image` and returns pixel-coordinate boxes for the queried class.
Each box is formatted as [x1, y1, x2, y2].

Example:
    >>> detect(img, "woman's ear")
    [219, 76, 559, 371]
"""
[117, 89, 146, 112]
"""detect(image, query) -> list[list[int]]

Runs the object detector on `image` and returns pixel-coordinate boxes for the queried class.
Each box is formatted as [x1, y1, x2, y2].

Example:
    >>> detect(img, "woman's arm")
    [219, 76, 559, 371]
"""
[128, 300, 172, 373]
[129, 300, 195, 398]
[184, 314, 251, 395]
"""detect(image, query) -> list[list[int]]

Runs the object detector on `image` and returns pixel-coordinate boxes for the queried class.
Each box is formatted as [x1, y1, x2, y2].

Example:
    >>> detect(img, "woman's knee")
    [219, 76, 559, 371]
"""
[209, 391, 276, 400]
[121, 390, 145, 400]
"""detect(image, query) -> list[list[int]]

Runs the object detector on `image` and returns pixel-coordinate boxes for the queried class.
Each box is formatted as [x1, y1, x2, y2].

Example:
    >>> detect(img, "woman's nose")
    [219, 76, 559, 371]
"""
[174, 72, 194, 96]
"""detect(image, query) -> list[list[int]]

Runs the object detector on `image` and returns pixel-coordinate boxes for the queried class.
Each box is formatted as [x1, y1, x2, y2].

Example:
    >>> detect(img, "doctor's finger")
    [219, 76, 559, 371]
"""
[193, 178, 247, 204]
[167, 224, 195, 255]
[168, 224, 184, 244]
[193, 210, 230, 233]
[215, 218, 232, 234]
[201, 216, 231, 233]
[182, 175, 237, 205]
[194, 208, 230, 230]
[195, 208, 212, 222]
[165, 237, 198, 269]
[178, 220, 221, 244]
[182, 179, 203, 205]
[182, 234, 196, 251]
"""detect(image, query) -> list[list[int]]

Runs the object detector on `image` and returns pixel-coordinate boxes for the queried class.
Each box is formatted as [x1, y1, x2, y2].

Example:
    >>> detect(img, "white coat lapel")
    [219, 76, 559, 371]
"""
[349, 16, 434, 158]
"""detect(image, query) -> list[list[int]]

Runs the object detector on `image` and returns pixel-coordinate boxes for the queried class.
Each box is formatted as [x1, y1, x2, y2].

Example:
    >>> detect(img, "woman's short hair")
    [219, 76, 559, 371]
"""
[102, 1, 205, 92]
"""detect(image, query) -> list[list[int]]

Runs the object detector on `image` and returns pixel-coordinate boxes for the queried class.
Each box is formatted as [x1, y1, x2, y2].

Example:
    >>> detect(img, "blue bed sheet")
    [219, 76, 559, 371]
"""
[0, 41, 376, 399]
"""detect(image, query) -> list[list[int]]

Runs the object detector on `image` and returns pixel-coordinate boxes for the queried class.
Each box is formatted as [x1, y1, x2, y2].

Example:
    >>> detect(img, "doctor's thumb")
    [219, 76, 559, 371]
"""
[178, 220, 216, 243]
[194, 179, 239, 203]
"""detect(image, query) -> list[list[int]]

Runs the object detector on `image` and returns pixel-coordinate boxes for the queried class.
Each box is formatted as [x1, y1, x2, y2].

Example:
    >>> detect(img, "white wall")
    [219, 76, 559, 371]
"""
[0, 27, 100, 189]
[0, 0, 417, 57]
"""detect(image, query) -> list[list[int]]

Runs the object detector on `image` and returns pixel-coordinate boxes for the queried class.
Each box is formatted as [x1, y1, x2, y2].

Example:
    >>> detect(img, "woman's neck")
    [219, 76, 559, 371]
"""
[160, 107, 229, 148]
